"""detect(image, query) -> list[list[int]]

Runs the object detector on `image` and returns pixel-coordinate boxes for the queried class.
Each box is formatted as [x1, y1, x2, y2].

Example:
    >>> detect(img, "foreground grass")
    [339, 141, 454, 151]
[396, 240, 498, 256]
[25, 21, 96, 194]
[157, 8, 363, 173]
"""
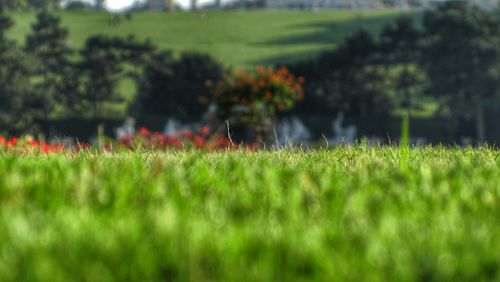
[0, 148, 498, 281]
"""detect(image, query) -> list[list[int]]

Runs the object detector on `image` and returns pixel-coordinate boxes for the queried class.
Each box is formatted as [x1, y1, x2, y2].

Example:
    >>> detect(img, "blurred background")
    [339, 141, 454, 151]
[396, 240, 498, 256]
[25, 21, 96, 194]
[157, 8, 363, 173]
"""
[1, 0, 500, 146]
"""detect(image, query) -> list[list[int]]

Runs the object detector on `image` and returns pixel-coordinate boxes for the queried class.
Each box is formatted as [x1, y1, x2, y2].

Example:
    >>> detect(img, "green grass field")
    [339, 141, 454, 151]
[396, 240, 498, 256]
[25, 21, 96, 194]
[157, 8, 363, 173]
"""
[8, 10, 406, 67]
[0, 148, 498, 281]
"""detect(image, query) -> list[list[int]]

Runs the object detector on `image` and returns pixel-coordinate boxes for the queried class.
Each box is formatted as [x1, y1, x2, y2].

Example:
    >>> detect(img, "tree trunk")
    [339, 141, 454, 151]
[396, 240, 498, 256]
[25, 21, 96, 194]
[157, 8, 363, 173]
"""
[474, 96, 486, 144]
[190, 0, 197, 10]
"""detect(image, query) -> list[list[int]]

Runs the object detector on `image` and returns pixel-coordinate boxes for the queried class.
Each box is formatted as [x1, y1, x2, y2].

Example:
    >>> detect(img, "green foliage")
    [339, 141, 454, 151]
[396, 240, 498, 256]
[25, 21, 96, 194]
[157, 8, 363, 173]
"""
[379, 16, 425, 143]
[0, 10, 38, 132]
[292, 29, 395, 118]
[79, 35, 154, 119]
[380, 16, 420, 65]
[24, 10, 73, 117]
[334, 29, 395, 117]
[421, 1, 500, 141]
[0, 149, 498, 281]
[379, 16, 424, 109]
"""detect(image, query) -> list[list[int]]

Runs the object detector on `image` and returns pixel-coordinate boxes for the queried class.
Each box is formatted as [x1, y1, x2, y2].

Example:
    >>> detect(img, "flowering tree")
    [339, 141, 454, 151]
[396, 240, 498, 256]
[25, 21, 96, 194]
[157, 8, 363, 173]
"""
[212, 66, 304, 143]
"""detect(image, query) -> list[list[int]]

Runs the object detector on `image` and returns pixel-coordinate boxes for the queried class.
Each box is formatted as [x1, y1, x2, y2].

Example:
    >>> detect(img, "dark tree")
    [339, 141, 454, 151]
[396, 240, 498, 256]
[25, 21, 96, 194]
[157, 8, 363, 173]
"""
[0, 8, 37, 132]
[79, 35, 154, 120]
[292, 29, 394, 119]
[289, 46, 346, 116]
[130, 51, 175, 118]
[80, 36, 125, 119]
[132, 52, 224, 121]
[332, 29, 393, 118]
[25, 10, 73, 118]
[379, 16, 424, 118]
[421, 1, 500, 142]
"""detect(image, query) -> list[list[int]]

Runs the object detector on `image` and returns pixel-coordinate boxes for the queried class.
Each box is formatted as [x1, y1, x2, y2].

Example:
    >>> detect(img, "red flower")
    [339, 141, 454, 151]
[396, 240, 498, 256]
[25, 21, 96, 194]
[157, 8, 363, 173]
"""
[53, 144, 64, 152]
[9, 137, 18, 146]
[210, 134, 234, 150]
[180, 130, 193, 139]
[192, 136, 206, 148]
[41, 143, 51, 153]
[120, 135, 134, 144]
[198, 126, 210, 135]
[139, 127, 150, 137]
[27, 139, 39, 146]
[164, 136, 182, 148]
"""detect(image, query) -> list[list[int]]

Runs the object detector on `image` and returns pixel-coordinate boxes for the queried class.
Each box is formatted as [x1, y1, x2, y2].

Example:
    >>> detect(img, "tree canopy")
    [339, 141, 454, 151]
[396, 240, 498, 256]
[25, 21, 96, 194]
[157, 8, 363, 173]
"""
[421, 1, 500, 141]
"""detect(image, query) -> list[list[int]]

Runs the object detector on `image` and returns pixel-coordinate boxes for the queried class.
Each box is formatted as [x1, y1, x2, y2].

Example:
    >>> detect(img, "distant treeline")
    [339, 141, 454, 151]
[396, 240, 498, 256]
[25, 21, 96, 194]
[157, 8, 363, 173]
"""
[288, 1, 500, 142]
[1, 1, 500, 143]
[0, 5, 224, 134]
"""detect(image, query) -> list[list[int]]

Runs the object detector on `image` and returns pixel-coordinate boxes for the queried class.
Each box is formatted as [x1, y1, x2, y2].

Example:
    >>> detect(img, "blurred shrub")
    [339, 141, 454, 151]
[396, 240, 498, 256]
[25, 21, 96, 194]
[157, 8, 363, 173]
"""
[131, 52, 224, 121]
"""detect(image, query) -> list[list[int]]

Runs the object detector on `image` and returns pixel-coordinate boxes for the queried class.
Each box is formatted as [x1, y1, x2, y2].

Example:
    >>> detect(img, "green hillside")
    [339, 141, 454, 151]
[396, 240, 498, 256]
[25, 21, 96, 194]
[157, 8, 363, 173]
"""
[8, 10, 407, 67]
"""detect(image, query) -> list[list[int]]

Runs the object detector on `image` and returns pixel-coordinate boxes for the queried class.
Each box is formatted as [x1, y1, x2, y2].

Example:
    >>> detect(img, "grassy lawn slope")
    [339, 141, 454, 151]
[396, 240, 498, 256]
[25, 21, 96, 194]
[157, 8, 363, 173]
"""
[9, 10, 405, 66]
